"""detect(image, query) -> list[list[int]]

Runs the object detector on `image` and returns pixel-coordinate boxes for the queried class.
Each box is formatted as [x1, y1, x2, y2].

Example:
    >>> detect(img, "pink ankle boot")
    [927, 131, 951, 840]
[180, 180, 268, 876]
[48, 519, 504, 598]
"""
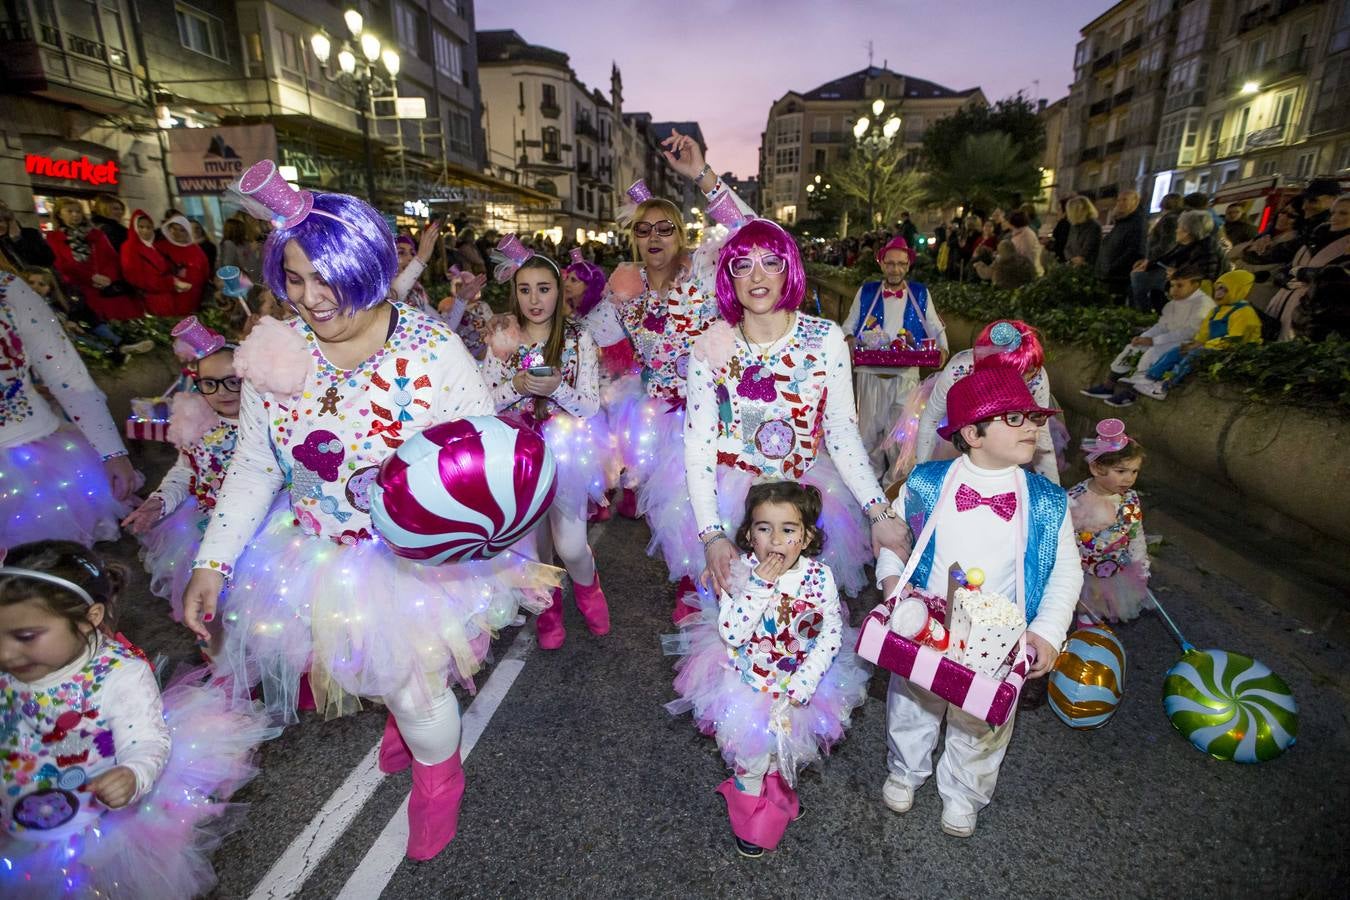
[536, 587, 566, 650]
[573, 576, 610, 636]
[297, 672, 317, 712]
[672, 576, 700, 625]
[378, 713, 412, 774]
[588, 500, 612, 523]
[406, 752, 465, 860]
[616, 487, 640, 519]
[715, 772, 797, 851]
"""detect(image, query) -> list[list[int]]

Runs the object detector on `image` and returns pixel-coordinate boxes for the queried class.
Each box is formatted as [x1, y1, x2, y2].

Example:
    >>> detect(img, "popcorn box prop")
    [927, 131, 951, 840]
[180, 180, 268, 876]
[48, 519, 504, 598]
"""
[855, 585, 1029, 727]
[125, 397, 172, 442]
[947, 587, 1027, 679]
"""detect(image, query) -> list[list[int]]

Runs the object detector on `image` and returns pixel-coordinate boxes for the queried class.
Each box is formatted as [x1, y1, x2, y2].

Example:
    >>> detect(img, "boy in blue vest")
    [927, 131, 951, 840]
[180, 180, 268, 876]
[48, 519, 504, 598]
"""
[843, 236, 948, 477]
[874, 364, 1082, 837]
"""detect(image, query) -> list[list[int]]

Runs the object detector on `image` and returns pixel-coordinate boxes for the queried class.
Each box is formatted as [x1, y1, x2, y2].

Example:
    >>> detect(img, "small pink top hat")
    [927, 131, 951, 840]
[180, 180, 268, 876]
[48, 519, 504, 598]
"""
[626, 179, 653, 204]
[491, 234, 535, 283]
[937, 366, 1060, 441]
[171, 315, 227, 361]
[569, 248, 585, 265]
[238, 159, 314, 229]
[1082, 418, 1131, 462]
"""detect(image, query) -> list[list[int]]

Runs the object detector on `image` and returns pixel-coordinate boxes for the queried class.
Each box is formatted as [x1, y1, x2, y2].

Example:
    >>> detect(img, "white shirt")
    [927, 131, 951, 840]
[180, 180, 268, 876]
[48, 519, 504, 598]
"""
[874, 456, 1081, 648]
[1142, 289, 1216, 353]
[842, 280, 949, 375]
[0, 272, 126, 458]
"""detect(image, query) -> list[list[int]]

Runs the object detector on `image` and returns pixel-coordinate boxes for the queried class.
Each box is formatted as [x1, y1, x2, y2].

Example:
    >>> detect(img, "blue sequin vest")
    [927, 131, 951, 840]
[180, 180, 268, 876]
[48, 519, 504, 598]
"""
[853, 280, 931, 342]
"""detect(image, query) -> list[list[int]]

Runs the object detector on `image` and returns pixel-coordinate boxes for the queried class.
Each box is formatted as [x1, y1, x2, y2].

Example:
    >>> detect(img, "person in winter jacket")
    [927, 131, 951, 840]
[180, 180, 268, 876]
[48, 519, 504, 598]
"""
[121, 209, 193, 316]
[45, 197, 137, 320]
[153, 214, 208, 316]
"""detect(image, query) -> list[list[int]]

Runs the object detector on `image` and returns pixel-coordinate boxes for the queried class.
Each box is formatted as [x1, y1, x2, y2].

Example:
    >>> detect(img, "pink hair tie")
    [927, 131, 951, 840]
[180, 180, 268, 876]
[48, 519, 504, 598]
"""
[1082, 418, 1131, 462]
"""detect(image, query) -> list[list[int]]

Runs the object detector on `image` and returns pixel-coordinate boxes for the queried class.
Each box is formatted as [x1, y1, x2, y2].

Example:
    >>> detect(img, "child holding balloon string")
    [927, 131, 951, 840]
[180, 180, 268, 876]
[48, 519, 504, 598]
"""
[483, 235, 612, 650]
[1069, 418, 1151, 625]
[0, 540, 272, 900]
[666, 481, 868, 858]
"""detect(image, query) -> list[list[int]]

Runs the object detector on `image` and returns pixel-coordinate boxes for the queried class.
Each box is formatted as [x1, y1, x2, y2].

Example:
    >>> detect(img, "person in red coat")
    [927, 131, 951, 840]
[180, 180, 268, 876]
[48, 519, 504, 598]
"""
[45, 197, 140, 320]
[152, 214, 208, 317]
[121, 209, 190, 316]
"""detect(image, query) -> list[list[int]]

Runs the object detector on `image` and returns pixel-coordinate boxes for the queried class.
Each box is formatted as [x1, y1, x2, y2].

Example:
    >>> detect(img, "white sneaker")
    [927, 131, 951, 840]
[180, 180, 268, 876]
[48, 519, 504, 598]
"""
[940, 808, 977, 838]
[1135, 378, 1169, 400]
[881, 774, 914, 813]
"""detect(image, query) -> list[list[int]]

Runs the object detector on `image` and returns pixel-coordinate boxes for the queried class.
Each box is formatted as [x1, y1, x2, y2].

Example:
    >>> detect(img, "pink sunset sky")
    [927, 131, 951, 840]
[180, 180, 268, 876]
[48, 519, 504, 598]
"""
[477, 0, 1111, 179]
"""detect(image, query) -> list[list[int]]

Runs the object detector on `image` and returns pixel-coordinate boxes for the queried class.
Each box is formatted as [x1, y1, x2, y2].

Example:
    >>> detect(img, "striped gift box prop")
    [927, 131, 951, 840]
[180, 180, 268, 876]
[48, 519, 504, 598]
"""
[851, 347, 943, 369]
[125, 397, 172, 442]
[855, 593, 1029, 727]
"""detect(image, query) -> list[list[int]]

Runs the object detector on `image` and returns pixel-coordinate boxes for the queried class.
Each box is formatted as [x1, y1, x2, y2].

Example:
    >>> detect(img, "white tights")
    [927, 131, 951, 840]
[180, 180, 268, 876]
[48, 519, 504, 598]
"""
[532, 507, 596, 586]
[384, 677, 461, 766]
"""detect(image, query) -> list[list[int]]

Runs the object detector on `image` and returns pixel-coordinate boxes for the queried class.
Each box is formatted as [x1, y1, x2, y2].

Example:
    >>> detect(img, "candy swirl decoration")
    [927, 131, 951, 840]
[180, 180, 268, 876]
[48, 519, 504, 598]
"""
[1162, 649, 1298, 763]
[369, 416, 556, 563]
[1049, 625, 1126, 730]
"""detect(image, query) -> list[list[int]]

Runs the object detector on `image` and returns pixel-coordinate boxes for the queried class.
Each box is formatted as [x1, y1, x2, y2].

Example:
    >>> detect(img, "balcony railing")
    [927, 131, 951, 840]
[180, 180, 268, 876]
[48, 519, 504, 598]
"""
[1245, 123, 1287, 149]
[1120, 34, 1142, 56]
[1091, 49, 1118, 72]
[1079, 145, 1104, 163]
[1230, 47, 1309, 92]
[810, 131, 847, 143]
[1239, 0, 1312, 34]
[1088, 97, 1112, 117]
[575, 119, 598, 139]
[1105, 137, 1127, 155]
[1310, 100, 1350, 135]
[540, 100, 560, 119]
[1113, 86, 1135, 106]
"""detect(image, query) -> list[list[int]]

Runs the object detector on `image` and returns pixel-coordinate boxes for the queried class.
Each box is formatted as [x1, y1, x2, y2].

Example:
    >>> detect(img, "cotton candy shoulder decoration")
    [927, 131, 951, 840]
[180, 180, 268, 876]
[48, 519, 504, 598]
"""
[692, 319, 736, 370]
[233, 316, 310, 396]
[487, 315, 524, 362]
[606, 263, 646, 302]
[166, 392, 220, 450]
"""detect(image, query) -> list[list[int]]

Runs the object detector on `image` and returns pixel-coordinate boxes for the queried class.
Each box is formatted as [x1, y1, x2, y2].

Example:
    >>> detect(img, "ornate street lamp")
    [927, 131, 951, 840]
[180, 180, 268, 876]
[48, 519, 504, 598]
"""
[853, 99, 902, 227]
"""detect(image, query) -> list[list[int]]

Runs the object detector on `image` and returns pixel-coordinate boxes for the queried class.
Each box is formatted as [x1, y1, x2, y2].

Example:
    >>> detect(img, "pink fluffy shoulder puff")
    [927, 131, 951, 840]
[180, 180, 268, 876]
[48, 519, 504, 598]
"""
[486, 315, 524, 361]
[606, 262, 645, 302]
[692, 319, 736, 370]
[233, 317, 310, 396]
[166, 392, 219, 449]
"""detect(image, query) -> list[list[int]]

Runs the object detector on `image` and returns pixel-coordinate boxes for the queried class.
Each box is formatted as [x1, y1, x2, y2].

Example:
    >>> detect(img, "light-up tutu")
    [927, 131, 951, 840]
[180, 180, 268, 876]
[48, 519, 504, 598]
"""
[0, 669, 273, 900]
[0, 427, 126, 549]
[640, 448, 874, 596]
[883, 373, 955, 483]
[1082, 559, 1152, 622]
[665, 601, 869, 770]
[140, 502, 209, 620]
[217, 504, 558, 724]
[515, 411, 616, 521]
[606, 380, 684, 489]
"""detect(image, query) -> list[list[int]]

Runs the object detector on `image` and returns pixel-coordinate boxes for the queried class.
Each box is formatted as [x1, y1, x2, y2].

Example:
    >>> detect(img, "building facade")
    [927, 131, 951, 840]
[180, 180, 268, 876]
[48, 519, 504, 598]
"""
[758, 66, 984, 225]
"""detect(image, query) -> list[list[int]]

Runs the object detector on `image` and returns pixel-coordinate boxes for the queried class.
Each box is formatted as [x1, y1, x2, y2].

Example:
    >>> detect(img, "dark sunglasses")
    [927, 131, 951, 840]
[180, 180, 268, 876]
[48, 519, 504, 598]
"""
[633, 220, 677, 238]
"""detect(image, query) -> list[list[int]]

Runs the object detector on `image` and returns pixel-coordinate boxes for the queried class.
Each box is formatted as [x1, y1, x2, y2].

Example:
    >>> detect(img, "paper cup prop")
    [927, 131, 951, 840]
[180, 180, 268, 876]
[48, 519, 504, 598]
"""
[217, 265, 253, 298]
[1152, 591, 1298, 763]
[1049, 624, 1127, 730]
[369, 416, 556, 564]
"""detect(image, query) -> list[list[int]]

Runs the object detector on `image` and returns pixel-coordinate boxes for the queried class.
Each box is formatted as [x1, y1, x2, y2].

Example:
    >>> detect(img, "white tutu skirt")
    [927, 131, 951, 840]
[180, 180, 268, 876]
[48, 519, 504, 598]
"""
[0, 669, 273, 900]
[883, 374, 956, 482]
[0, 427, 126, 549]
[1081, 560, 1152, 622]
[539, 412, 617, 521]
[141, 502, 208, 621]
[606, 384, 683, 489]
[665, 604, 869, 771]
[217, 505, 558, 724]
[640, 443, 874, 596]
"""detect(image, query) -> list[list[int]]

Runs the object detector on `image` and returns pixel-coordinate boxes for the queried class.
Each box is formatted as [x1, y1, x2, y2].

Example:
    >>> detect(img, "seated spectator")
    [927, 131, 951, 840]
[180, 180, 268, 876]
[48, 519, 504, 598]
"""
[1097, 190, 1147, 299]
[1080, 263, 1215, 408]
[1296, 266, 1350, 342]
[1233, 202, 1304, 317]
[1129, 193, 1183, 311]
[1268, 194, 1350, 340]
[1125, 270, 1262, 400]
[1133, 210, 1225, 313]
[1064, 196, 1103, 268]
[1222, 202, 1258, 247]
[0, 199, 54, 269]
[1008, 210, 1044, 276]
[973, 239, 1037, 289]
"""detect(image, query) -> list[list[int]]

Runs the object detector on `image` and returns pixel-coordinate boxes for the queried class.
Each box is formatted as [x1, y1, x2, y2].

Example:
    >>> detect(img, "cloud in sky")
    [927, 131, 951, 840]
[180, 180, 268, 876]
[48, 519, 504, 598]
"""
[476, 0, 1108, 178]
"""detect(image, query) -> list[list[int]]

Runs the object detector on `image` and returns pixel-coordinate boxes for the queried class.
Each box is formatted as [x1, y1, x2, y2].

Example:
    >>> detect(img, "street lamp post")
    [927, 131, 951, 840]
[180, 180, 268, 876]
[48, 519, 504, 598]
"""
[852, 97, 901, 229]
[310, 10, 399, 203]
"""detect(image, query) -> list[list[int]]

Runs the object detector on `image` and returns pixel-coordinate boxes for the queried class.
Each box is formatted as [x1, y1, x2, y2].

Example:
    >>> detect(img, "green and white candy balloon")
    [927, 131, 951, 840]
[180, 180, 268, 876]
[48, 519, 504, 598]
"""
[1162, 648, 1298, 763]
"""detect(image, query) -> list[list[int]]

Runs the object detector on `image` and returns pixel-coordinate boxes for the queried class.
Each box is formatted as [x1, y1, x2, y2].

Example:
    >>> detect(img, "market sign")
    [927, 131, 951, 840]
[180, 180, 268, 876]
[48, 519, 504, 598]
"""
[168, 125, 278, 194]
[25, 154, 119, 186]
[22, 137, 121, 190]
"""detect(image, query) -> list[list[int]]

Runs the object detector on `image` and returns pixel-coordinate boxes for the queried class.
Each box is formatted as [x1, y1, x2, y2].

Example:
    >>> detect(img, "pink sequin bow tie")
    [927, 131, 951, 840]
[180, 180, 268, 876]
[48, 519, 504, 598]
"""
[954, 484, 1017, 521]
[882, 288, 905, 298]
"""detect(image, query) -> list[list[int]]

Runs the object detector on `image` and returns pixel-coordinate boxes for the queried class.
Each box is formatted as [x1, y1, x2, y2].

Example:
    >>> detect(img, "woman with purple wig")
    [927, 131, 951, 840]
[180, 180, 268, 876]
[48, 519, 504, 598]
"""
[563, 247, 636, 382]
[178, 161, 554, 862]
[647, 218, 909, 600]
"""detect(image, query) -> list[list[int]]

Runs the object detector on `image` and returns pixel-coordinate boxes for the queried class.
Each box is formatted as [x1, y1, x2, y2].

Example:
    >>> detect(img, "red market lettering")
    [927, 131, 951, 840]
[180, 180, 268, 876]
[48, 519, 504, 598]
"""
[25, 154, 120, 186]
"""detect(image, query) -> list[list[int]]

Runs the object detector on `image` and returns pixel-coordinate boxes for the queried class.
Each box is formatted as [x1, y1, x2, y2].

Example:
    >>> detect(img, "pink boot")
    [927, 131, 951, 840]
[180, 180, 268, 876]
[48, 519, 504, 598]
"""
[378, 713, 412, 774]
[297, 672, 317, 712]
[673, 575, 700, 625]
[715, 772, 797, 851]
[573, 576, 610, 636]
[616, 487, 640, 519]
[536, 587, 566, 650]
[588, 499, 612, 523]
[406, 752, 465, 860]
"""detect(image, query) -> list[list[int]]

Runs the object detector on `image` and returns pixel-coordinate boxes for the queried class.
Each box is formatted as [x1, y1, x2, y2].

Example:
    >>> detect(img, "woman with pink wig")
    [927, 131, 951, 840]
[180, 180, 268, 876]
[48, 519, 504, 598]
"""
[645, 217, 909, 601]
[887, 319, 1059, 484]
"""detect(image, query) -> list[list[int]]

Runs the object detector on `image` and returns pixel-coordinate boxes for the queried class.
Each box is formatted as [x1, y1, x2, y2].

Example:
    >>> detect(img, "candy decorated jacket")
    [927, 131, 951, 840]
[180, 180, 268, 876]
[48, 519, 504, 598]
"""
[482, 319, 599, 420]
[148, 417, 240, 514]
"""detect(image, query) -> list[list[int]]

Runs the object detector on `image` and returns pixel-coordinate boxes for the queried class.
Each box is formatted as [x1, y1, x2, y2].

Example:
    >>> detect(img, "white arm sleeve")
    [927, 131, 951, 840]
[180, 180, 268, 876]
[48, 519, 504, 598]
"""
[1026, 509, 1084, 648]
[820, 325, 885, 509]
[874, 493, 910, 587]
[550, 330, 600, 418]
[916, 358, 960, 464]
[105, 655, 172, 803]
[684, 353, 722, 534]
[841, 287, 864, 336]
[718, 569, 777, 647]
[786, 566, 843, 704]
[925, 299, 949, 354]
[391, 259, 426, 302]
[147, 452, 194, 513]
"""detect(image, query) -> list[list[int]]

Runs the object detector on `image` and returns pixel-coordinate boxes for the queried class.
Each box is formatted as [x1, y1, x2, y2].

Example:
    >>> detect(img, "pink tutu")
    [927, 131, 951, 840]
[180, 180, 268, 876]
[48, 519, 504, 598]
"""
[217, 505, 558, 724]
[141, 502, 208, 621]
[538, 412, 616, 521]
[0, 426, 126, 549]
[597, 339, 639, 381]
[665, 602, 869, 770]
[606, 384, 683, 489]
[1081, 559, 1151, 622]
[0, 669, 273, 900]
[640, 445, 874, 596]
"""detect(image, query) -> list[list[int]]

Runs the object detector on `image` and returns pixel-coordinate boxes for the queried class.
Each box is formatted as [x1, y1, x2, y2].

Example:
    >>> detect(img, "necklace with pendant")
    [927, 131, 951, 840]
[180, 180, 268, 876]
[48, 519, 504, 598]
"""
[739, 313, 795, 379]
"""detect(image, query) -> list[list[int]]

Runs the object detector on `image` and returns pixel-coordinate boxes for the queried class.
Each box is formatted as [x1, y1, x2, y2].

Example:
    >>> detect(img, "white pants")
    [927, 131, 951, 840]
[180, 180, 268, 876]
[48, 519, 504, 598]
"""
[1110, 344, 1171, 379]
[856, 368, 920, 478]
[532, 507, 596, 586]
[885, 673, 1016, 818]
[385, 677, 461, 766]
[731, 751, 774, 795]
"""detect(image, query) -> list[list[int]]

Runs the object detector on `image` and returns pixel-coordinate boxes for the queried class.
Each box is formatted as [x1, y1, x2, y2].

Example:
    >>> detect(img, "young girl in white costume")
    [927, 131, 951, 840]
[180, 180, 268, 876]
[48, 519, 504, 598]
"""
[0, 540, 270, 899]
[483, 236, 611, 649]
[667, 482, 868, 858]
[178, 160, 553, 861]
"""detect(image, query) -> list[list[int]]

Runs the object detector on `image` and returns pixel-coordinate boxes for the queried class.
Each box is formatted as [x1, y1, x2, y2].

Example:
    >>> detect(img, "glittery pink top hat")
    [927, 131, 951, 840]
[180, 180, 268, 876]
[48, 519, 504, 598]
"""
[490, 234, 535, 283]
[626, 179, 653, 204]
[1081, 418, 1131, 462]
[171, 315, 227, 360]
[705, 190, 749, 229]
[569, 248, 585, 265]
[875, 235, 917, 265]
[937, 366, 1060, 441]
[237, 159, 314, 229]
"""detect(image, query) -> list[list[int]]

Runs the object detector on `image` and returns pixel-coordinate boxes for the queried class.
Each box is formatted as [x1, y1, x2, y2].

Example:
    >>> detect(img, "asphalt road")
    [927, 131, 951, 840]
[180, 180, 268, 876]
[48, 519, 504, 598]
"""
[95, 443, 1349, 899]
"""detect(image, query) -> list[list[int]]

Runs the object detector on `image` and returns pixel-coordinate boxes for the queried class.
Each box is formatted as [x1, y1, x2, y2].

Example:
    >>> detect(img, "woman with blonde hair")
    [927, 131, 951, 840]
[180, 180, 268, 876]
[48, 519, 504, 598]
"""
[1064, 196, 1102, 267]
[44, 197, 138, 320]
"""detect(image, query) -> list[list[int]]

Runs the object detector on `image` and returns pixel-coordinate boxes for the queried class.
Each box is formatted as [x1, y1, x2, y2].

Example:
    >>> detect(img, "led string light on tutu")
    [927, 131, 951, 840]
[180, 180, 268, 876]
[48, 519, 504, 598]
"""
[1081, 418, 1132, 463]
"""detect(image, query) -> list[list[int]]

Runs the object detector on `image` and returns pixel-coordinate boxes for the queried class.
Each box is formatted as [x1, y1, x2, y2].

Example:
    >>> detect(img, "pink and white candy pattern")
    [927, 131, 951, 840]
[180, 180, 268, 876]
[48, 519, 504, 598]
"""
[368, 416, 556, 564]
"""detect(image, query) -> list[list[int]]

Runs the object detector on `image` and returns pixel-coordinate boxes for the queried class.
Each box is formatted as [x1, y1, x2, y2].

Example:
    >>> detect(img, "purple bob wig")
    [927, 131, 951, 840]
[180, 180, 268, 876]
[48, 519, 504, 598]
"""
[713, 218, 805, 325]
[261, 191, 398, 315]
[562, 259, 607, 317]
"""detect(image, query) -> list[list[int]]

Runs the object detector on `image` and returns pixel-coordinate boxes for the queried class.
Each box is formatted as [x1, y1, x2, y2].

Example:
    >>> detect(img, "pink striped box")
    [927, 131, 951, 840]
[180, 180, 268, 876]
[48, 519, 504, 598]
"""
[855, 594, 1028, 727]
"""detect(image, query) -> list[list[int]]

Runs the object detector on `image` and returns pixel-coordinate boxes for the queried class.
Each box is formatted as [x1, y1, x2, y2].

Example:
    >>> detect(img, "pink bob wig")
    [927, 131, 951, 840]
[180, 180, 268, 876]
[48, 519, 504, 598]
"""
[262, 191, 398, 315]
[713, 218, 806, 325]
[562, 259, 607, 318]
[972, 318, 1045, 373]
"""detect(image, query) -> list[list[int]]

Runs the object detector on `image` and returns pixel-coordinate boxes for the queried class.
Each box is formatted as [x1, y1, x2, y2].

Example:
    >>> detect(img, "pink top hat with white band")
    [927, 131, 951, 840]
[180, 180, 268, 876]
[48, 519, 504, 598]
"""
[626, 180, 653, 204]
[1082, 418, 1131, 462]
[170, 315, 227, 360]
[491, 234, 536, 283]
[238, 159, 314, 229]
